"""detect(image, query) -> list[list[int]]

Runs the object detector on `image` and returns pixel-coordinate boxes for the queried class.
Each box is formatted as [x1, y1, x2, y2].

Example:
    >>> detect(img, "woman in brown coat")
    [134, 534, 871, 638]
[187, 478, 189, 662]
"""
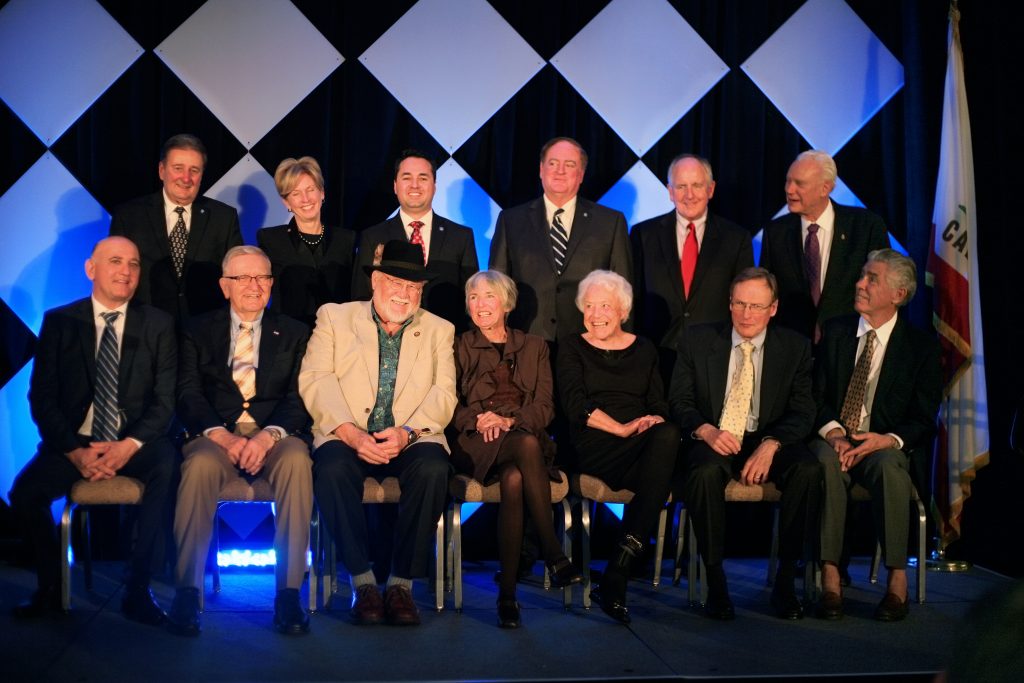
[451, 270, 581, 628]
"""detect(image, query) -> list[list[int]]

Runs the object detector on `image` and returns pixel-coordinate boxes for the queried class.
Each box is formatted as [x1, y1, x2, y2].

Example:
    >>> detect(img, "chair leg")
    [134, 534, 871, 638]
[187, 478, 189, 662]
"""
[579, 499, 592, 609]
[870, 543, 881, 584]
[452, 503, 463, 611]
[211, 505, 222, 595]
[652, 506, 667, 588]
[80, 507, 93, 591]
[60, 501, 74, 611]
[915, 498, 927, 604]
[444, 506, 455, 593]
[560, 499, 573, 608]
[767, 505, 780, 586]
[673, 505, 686, 585]
[308, 511, 319, 613]
[434, 512, 444, 612]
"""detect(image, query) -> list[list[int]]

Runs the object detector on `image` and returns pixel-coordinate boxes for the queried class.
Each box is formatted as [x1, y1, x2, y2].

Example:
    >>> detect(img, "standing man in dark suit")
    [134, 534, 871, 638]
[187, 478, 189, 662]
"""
[670, 267, 822, 621]
[167, 245, 313, 636]
[9, 237, 176, 623]
[810, 249, 941, 622]
[490, 137, 632, 342]
[109, 134, 243, 324]
[631, 154, 753, 382]
[759, 150, 889, 341]
[353, 149, 478, 332]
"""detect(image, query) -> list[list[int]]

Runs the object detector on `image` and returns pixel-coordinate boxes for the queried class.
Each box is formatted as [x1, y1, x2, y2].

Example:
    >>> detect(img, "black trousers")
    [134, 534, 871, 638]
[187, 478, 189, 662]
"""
[312, 440, 449, 580]
[683, 436, 822, 568]
[9, 437, 176, 590]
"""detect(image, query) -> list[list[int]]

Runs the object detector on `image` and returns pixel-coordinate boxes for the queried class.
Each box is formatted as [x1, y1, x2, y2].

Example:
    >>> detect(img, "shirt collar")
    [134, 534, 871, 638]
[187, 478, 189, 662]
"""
[371, 303, 413, 336]
[163, 189, 193, 213]
[91, 296, 129, 318]
[731, 326, 768, 351]
[544, 194, 577, 215]
[230, 308, 264, 330]
[801, 199, 834, 231]
[399, 209, 433, 228]
[857, 312, 898, 347]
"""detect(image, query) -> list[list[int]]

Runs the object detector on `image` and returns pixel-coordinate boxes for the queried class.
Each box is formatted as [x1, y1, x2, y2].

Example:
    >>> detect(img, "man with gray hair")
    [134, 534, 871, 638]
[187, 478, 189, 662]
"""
[760, 150, 889, 341]
[810, 249, 941, 622]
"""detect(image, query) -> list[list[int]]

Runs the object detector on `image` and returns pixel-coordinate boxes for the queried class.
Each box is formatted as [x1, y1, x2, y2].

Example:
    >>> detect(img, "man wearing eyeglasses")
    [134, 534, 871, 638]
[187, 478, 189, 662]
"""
[168, 245, 313, 637]
[669, 267, 822, 621]
[299, 240, 456, 627]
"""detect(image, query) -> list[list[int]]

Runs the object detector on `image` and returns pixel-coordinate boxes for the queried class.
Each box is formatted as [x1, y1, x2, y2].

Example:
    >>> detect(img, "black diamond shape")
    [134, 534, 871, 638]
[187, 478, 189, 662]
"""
[0, 298, 37, 391]
[250, 60, 447, 232]
[98, 0, 209, 51]
[453, 64, 636, 210]
[292, 0, 417, 58]
[489, 0, 612, 61]
[49, 53, 246, 214]
[0, 98, 46, 198]
[671, 0, 807, 64]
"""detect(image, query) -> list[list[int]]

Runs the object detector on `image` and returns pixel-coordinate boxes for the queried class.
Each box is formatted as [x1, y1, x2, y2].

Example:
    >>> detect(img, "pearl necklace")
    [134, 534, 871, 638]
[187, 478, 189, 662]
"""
[296, 224, 325, 247]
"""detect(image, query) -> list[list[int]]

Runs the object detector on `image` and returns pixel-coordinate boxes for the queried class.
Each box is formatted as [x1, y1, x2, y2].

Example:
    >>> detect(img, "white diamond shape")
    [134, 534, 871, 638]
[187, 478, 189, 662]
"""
[552, 0, 728, 156]
[206, 154, 292, 244]
[599, 161, 673, 229]
[0, 0, 142, 145]
[156, 0, 343, 148]
[742, 0, 903, 154]
[361, 0, 544, 152]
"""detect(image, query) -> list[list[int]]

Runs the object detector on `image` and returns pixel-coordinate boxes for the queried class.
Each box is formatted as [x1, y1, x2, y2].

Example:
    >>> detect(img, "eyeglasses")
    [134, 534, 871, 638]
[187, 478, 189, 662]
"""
[223, 274, 273, 285]
[729, 300, 773, 313]
[380, 273, 425, 294]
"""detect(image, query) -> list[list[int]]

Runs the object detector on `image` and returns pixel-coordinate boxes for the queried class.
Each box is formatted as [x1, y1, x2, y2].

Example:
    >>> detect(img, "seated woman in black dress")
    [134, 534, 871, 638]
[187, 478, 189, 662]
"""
[257, 157, 356, 326]
[451, 270, 582, 629]
[557, 269, 681, 624]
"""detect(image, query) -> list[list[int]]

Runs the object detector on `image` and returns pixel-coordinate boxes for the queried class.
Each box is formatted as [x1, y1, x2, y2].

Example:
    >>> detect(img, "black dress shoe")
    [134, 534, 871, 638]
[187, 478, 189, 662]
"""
[590, 585, 630, 624]
[350, 584, 385, 625]
[815, 591, 844, 620]
[874, 592, 909, 622]
[122, 586, 166, 626]
[12, 586, 65, 619]
[546, 556, 583, 588]
[497, 598, 521, 629]
[274, 588, 310, 635]
[703, 592, 735, 620]
[166, 587, 201, 637]
[770, 585, 804, 620]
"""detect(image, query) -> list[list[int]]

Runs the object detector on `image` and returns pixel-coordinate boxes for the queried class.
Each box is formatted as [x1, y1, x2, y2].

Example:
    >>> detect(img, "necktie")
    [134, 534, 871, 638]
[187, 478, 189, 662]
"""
[233, 322, 256, 423]
[680, 222, 698, 299]
[170, 206, 188, 278]
[409, 220, 426, 264]
[804, 223, 822, 307]
[92, 311, 122, 441]
[550, 208, 568, 274]
[719, 341, 755, 442]
[840, 330, 876, 435]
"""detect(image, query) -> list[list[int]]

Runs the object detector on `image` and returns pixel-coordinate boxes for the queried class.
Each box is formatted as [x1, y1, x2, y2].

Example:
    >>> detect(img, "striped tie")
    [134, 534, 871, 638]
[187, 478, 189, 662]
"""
[550, 208, 568, 274]
[92, 311, 121, 441]
[233, 322, 257, 423]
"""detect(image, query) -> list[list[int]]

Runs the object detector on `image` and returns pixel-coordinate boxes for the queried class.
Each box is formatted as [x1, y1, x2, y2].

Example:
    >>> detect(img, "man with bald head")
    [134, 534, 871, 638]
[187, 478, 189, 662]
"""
[760, 150, 889, 341]
[10, 236, 177, 623]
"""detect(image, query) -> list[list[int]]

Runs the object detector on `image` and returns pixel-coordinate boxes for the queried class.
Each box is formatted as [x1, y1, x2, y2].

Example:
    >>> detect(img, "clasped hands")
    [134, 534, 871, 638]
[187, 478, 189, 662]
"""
[208, 428, 278, 475]
[825, 428, 897, 472]
[336, 422, 411, 465]
[694, 423, 779, 486]
[68, 439, 140, 482]
[475, 411, 515, 443]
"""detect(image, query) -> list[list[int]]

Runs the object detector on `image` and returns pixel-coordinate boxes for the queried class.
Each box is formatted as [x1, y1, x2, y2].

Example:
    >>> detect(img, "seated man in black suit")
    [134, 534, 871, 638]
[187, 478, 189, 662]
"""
[631, 154, 752, 383]
[168, 246, 313, 636]
[759, 150, 889, 341]
[9, 236, 177, 623]
[810, 249, 941, 622]
[670, 267, 822, 620]
[353, 149, 478, 332]
[110, 133, 243, 324]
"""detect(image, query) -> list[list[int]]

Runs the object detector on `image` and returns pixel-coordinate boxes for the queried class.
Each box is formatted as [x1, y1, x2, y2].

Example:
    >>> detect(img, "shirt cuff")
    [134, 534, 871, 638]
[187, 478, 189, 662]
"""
[818, 420, 844, 440]
[203, 426, 230, 437]
[887, 432, 904, 450]
[127, 437, 144, 450]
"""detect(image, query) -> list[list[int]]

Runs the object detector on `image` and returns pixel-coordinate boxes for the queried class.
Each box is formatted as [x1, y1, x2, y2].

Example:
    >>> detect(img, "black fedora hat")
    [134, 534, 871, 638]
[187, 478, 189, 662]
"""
[362, 239, 433, 282]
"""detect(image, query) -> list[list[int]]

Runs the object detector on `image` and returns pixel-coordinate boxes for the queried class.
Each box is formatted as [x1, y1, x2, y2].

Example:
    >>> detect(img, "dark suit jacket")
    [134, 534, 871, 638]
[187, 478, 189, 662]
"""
[759, 202, 889, 339]
[29, 298, 177, 455]
[631, 211, 753, 352]
[109, 192, 243, 323]
[257, 221, 356, 327]
[669, 322, 815, 446]
[177, 308, 311, 437]
[352, 213, 478, 331]
[489, 197, 632, 341]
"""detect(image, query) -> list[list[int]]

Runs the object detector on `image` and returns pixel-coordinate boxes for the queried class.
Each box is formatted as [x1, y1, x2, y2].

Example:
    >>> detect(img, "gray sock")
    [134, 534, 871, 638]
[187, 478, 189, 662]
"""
[350, 571, 376, 590]
[386, 576, 413, 591]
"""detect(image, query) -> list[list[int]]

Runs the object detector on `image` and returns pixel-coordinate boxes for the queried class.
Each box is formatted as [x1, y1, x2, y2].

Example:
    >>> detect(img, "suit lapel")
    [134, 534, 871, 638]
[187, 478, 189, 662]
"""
[785, 216, 811, 297]
[255, 311, 281, 396]
[119, 305, 142, 399]
[690, 215, 722, 300]
[429, 215, 449, 261]
[758, 327, 783, 420]
[835, 320, 860, 403]
[561, 200, 590, 269]
[707, 327, 732, 422]
[656, 213, 686, 303]
[146, 194, 172, 260]
[821, 204, 851, 303]
[873, 317, 904, 409]
[394, 312, 424, 403]
[355, 305, 380, 395]
[185, 198, 213, 261]
[75, 300, 98, 390]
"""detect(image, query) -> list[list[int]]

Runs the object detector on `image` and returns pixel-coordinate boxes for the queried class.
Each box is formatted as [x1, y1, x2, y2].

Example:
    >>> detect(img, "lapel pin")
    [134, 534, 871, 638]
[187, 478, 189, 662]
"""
[583, 212, 589, 218]
[414, 331, 421, 337]
[840, 233, 846, 240]
[273, 330, 280, 336]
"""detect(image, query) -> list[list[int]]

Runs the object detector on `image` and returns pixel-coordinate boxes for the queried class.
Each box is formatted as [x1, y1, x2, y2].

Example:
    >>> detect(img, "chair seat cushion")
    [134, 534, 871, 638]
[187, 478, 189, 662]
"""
[219, 477, 275, 501]
[451, 471, 569, 503]
[69, 476, 144, 505]
[723, 480, 781, 502]
[362, 476, 402, 503]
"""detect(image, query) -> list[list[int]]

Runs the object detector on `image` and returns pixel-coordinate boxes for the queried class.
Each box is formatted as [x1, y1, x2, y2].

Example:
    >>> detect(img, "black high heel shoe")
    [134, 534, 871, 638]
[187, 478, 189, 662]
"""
[546, 556, 583, 588]
[497, 598, 521, 629]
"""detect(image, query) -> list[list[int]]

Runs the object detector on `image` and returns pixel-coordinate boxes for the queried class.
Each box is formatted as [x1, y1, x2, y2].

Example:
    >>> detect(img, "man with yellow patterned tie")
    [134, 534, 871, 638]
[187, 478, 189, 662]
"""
[170, 245, 313, 637]
[669, 267, 822, 620]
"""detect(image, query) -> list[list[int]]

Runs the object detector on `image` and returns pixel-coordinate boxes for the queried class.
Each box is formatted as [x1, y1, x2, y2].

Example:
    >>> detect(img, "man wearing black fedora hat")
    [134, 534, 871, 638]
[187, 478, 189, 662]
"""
[299, 240, 456, 626]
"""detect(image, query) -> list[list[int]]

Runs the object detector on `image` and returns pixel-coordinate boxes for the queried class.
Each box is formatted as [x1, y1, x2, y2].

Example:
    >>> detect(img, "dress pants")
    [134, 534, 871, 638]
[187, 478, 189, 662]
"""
[811, 439, 913, 569]
[174, 431, 313, 591]
[9, 437, 176, 590]
[683, 436, 822, 567]
[312, 440, 449, 580]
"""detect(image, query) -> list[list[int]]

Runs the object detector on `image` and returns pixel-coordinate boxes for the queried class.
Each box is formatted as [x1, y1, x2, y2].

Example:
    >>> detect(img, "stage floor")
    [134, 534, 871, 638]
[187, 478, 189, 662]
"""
[1, 556, 1006, 682]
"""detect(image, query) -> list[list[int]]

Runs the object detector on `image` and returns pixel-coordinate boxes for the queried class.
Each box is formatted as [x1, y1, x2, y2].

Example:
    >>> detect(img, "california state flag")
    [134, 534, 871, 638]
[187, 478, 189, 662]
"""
[925, 6, 989, 548]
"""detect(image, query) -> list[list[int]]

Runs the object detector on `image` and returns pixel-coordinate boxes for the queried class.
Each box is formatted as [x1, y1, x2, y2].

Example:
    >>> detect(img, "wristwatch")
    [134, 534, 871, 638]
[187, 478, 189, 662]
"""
[402, 426, 419, 447]
[264, 427, 284, 443]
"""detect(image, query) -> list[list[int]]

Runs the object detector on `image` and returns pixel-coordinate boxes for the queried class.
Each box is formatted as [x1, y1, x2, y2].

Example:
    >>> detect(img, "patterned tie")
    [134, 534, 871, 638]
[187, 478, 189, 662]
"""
[233, 322, 256, 423]
[170, 206, 188, 278]
[719, 341, 755, 442]
[680, 222, 698, 299]
[804, 223, 822, 307]
[409, 220, 426, 264]
[550, 208, 568, 274]
[840, 330, 876, 435]
[92, 311, 121, 441]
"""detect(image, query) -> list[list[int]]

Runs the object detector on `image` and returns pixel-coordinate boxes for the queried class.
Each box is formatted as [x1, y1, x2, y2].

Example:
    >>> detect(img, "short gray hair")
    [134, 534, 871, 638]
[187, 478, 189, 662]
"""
[867, 248, 916, 306]
[575, 270, 633, 321]
[465, 269, 518, 313]
[795, 150, 837, 184]
[222, 245, 271, 274]
[666, 153, 714, 185]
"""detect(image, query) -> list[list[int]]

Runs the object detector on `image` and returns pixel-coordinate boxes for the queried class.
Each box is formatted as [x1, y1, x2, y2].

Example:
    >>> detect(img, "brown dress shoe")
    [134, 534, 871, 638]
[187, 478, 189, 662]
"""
[384, 585, 420, 626]
[350, 584, 385, 625]
[874, 592, 909, 622]
[815, 591, 844, 620]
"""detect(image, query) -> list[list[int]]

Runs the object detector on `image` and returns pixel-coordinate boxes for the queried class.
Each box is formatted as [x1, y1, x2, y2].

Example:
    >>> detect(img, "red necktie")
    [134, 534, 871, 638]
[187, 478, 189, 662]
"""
[409, 221, 426, 264]
[681, 222, 698, 299]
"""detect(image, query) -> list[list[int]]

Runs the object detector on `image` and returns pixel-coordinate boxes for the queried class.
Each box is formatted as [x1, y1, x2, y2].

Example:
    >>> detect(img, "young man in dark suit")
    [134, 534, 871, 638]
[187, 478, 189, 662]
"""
[10, 237, 177, 623]
[168, 246, 313, 636]
[109, 134, 243, 324]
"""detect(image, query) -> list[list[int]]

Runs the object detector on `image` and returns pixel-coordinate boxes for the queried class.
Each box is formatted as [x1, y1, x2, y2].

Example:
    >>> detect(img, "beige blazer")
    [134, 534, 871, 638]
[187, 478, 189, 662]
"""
[299, 301, 456, 450]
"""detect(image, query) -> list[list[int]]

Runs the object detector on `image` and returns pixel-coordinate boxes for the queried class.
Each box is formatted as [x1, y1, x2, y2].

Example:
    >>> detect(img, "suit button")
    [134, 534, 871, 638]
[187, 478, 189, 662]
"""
[242, 401, 250, 408]
[364, 408, 371, 414]
[683, 312, 690, 318]
[550, 318, 556, 324]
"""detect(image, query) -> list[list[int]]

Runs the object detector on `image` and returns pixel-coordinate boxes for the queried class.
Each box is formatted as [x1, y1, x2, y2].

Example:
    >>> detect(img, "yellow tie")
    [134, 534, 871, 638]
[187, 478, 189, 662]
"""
[719, 341, 754, 442]
[233, 322, 256, 423]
